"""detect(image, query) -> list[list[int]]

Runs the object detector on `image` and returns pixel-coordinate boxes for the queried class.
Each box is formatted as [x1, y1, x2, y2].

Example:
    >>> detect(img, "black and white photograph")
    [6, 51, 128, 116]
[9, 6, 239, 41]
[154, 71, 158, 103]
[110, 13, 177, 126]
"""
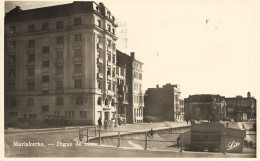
[3, 0, 259, 158]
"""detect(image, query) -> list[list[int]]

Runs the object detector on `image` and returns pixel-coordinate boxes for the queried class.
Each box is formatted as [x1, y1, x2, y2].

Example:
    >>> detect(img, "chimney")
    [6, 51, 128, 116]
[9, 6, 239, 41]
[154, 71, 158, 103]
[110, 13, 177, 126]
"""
[131, 52, 135, 59]
[247, 91, 251, 98]
[156, 84, 159, 88]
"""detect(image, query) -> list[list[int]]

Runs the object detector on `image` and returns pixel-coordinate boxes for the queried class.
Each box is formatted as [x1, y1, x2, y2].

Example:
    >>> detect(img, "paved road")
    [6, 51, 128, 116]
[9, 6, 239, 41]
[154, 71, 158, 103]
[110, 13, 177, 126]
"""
[4, 121, 255, 157]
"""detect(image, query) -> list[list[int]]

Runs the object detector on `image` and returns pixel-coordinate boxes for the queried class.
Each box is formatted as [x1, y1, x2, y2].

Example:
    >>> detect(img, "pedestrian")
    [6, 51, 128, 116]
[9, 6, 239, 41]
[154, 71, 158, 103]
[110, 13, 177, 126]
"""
[104, 120, 108, 132]
[186, 119, 189, 124]
[110, 118, 114, 131]
[118, 117, 121, 126]
[98, 117, 102, 130]
[226, 121, 229, 128]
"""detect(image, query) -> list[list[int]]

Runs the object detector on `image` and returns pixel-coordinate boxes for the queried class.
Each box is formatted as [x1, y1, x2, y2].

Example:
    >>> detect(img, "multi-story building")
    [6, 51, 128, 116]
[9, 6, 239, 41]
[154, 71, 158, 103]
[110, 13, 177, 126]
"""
[4, 1, 119, 125]
[226, 92, 256, 121]
[116, 50, 144, 123]
[184, 94, 226, 121]
[116, 64, 128, 124]
[144, 84, 181, 121]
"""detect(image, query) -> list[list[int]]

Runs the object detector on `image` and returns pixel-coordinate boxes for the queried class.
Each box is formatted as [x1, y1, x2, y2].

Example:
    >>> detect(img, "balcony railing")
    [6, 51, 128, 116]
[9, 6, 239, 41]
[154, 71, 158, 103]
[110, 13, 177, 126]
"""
[54, 58, 64, 64]
[73, 72, 82, 78]
[73, 42, 82, 48]
[55, 74, 64, 80]
[73, 56, 82, 63]
[42, 53, 50, 59]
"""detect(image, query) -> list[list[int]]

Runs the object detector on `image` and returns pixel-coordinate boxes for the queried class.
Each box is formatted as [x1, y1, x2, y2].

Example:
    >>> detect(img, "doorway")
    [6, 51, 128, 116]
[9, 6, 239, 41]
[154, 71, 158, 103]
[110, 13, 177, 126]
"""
[104, 112, 109, 121]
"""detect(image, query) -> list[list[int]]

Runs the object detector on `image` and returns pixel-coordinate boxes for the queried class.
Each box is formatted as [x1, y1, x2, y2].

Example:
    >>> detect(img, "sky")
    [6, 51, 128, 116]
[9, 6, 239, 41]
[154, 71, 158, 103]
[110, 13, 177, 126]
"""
[4, 0, 260, 100]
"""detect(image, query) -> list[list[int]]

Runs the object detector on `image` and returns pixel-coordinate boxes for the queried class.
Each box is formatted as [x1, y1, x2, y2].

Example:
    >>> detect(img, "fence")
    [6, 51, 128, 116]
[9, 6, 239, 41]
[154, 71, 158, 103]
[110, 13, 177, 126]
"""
[78, 127, 256, 154]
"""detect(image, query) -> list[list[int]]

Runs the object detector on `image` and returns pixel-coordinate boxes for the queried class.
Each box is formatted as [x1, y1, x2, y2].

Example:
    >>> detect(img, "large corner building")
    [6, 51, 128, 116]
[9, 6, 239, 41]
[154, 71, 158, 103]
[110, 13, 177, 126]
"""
[5, 1, 120, 125]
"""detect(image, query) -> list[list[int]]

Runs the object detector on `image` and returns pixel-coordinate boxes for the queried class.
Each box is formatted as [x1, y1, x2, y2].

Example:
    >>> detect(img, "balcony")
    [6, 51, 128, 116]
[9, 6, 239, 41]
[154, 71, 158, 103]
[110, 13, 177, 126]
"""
[42, 53, 50, 59]
[97, 73, 103, 78]
[112, 78, 117, 82]
[55, 44, 64, 50]
[107, 75, 112, 80]
[54, 58, 64, 64]
[54, 74, 64, 80]
[26, 61, 35, 67]
[73, 56, 82, 63]
[107, 61, 112, 66]
[97, 57, 103, 64]
[97, 43, 103, 50]
[73, 72, 82, 78]
[26, 47, 35, 52]
[73, 42, 82, 48]
[42, 67, 50, 73]
[26, 75, 35, 80]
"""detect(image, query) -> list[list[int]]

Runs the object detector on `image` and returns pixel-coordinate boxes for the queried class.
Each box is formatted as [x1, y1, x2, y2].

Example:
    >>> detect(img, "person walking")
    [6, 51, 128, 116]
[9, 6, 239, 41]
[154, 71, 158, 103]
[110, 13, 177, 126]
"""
[110, 119, 114, 131]
[98, 117, 102, 130]
[226, 121, 229, 128]
[104, 120, 108, 132]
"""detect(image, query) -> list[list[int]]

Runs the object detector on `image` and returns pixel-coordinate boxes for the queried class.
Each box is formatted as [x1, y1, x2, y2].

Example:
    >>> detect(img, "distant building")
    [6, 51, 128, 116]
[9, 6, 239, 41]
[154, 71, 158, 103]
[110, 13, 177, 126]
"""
[4, 2, 119, 125]
[226, 92, 256, 121]
[184, 94, 226, 121]
[144, 84, 181, 121]
[116, 50, 144, 123]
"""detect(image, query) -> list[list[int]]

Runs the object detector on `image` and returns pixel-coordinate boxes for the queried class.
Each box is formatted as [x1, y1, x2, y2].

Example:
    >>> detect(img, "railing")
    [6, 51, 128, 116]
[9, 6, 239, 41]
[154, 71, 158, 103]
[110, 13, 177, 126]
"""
[78, 127, 256, 154]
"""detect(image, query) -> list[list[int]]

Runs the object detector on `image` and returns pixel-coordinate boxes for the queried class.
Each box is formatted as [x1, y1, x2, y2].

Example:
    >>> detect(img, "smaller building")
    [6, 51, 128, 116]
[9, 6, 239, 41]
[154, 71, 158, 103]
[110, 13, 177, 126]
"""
[226, 92, 256, 121]
[144, 84, 181, 121]
[184, 94, 226, 121]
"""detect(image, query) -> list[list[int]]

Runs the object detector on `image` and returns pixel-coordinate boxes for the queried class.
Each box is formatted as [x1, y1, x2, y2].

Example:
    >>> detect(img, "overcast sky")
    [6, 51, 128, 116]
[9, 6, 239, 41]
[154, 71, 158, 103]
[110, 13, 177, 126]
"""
[4, 0, 260, 100]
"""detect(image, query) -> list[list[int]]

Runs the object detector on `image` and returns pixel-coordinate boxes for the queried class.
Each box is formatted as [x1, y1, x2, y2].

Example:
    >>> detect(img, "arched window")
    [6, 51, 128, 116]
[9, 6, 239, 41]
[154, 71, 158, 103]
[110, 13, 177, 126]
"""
[97, 97, 102, 105]
[76, 97, 83, 105]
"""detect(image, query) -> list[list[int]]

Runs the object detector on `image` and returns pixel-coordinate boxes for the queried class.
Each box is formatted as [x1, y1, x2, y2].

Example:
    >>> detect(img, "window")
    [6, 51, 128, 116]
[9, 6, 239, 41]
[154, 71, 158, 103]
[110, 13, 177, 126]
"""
[112, 68, 115, 77]
[139, 73, 142, 80]
[74, 49, 81, 57]
[112, 83, 116, 91]
[112, 55, 115, 63]
[42, 60, 49, 67]
[42, 105, 49, 112]
[97, 36, 101, 43]
[107, 52, 111, 61]
[98, 20, 101, 28]
[74, 17, 82, 26]
[105, 98, 108, 105]
[42, 75, 49, 83]
[28, 82, 34, 91]
[107, 24, 111, 32]
[74, 79, 82, 88]
[65, 111, 74, 118]
[56, 97, 63, 106]
[107, 67, 111, 75]
[28, 98, 34, 106]
[42, 23, 49, 31]
[56, 66, 63, 74]
[97, 50, 102, 58]
[28, 40, 35, 48]
[56, 81, 63, 89]
[97, 97, 102, 105]
[28, 68, 34, 76]
[75, 34, 82, 42]
[120, 68, 124, 76]
[10, 98, 16, 106]
[74, 64, 81, 73]
[80, 111, 87, 118]
[9, 69, 15, 77]
[10, 55, 15, 63]
[10, 26, 16, 34]
[56, 21, 63, 29]
[56, 51, 63, 59]
[97, 79, 102, 89]
[28, 24, 35, 32]
[9, 112, 18, 117]
[112, 28, 115, 34]
[9, 82, 15, 91]
[107, 80, 111, 90]
[10, 41, 16, 48]
[97, 64, 102, 73]
[28, 54, 35, 62]
[56, 36, 64, 44]
[76, 97, 83, 105]
[107, 39, 111, 47]
[54, 111, 60, 116]
[43, 46, 49, 53]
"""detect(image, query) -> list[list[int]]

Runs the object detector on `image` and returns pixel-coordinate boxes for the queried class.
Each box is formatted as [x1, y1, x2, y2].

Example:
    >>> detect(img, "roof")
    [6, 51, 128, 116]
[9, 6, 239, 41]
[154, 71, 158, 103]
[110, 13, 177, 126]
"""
[5, 1, 116, 24]
[186, 94, 225, 102]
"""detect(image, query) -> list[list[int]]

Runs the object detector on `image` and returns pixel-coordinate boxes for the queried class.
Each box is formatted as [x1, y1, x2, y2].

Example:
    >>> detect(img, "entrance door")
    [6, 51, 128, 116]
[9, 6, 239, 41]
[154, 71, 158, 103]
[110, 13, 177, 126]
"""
[104, 112, 109, 121]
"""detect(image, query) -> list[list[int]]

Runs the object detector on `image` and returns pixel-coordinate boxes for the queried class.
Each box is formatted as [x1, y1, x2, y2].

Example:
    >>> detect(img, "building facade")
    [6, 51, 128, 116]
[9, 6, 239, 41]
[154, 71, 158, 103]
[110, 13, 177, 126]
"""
[144, 84, 181, 121]
[184, 94, 226, 121]
[116, 50, 144, 123]
[226, 92, 256, 121]
[5, 2, 119, 125]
